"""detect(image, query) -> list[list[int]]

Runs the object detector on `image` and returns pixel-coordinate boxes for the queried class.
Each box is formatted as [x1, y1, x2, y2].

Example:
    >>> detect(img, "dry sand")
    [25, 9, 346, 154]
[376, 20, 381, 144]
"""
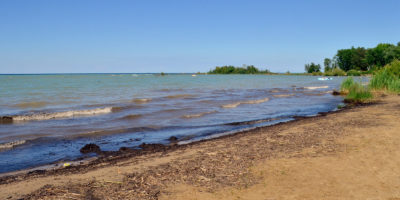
[1, 95, 400, 199]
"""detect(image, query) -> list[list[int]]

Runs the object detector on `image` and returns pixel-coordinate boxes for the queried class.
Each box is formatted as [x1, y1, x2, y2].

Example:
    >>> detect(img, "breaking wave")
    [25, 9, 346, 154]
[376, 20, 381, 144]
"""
[304, 86, 329, 90]
[222, 97, 270, 109]
[5, 107, 114, 122]
[0, 140, 26, 150]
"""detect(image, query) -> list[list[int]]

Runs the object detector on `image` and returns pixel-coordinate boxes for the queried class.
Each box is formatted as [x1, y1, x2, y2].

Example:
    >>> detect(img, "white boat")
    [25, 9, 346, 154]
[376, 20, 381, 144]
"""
[318, 77, 332, 81]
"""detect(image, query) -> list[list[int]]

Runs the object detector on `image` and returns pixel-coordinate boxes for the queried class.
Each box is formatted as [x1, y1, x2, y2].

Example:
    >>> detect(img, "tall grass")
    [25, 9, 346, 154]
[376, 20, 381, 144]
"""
[370, 59, 400, 93]
[340, 77, 373, 103]
[340, 59, 400, 103]
[345, 83, 373, 103]
[340, 77, 355, 94]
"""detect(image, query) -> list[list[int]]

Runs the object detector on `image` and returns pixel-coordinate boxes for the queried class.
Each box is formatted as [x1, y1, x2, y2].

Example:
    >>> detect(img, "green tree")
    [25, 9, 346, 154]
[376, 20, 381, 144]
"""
[336, 47, 368, 71]
[366, 43, 395, 68]
[324, 58, 332, 72]
[305, 62, 321, 73]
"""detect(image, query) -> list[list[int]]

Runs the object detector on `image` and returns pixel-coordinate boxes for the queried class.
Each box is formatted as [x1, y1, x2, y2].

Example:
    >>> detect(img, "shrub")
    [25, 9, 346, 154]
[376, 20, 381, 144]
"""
[345, 83, 373, 103]
[324, 71, 333, 76]
[386, 59, 400, 77]
[312, 71, 323, 76]
[346, 69, 361, 76]
[331, 68, 346, 76]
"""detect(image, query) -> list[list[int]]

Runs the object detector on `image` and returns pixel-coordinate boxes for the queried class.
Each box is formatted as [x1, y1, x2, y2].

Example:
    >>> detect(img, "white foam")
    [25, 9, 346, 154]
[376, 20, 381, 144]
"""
[222, 97, 270, 109]
[304, 86, 329, 90]
[0, 140, 26, 150]
[12, 107, 113, 121]
[221, 102, 242, 108]
[272, 94, 295, 98]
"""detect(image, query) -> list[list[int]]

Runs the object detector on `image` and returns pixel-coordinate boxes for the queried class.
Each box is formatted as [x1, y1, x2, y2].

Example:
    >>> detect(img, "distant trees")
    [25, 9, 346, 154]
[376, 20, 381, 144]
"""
[208, 65, 270, 74]
[336, 43, 400, 72]
[305, 62, 321, 73]
[307, 42, 400, 74]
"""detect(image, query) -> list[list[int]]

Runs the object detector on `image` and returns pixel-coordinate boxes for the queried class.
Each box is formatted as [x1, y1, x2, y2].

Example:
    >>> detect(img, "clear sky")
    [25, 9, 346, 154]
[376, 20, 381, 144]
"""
[0, 0, 399, 74]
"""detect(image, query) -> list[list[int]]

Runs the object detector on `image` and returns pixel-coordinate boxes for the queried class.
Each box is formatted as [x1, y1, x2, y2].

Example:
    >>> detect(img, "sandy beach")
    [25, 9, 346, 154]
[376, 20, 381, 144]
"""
[1, 95, 400, 199]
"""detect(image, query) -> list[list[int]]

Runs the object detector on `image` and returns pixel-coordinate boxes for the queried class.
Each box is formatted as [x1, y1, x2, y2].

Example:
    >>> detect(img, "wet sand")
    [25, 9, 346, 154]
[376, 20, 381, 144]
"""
[1, 95, 400, 199]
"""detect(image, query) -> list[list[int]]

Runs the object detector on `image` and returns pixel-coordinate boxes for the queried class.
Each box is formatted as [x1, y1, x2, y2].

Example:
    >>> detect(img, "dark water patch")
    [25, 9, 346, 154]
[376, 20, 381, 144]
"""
[165, 94, 196, 99]
[120, 114, 142, 120]
[181, 111, 217, 119]
[226, 117, 284, 126]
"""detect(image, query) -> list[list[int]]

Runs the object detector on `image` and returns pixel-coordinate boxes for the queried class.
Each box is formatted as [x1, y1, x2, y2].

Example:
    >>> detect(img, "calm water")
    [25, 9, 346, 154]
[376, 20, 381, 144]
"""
[0, 74, 346, 173]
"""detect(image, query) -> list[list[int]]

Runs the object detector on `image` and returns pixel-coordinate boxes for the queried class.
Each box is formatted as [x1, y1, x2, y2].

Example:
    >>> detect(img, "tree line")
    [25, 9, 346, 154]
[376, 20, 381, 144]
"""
[208, 65, 271, 74]
[305, 42, 400, 73]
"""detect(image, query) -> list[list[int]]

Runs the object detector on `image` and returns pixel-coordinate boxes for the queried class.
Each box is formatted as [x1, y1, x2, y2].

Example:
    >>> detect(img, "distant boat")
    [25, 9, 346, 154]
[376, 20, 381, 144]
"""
[318, 77, 332, 81]
[192, 74, 197, 77]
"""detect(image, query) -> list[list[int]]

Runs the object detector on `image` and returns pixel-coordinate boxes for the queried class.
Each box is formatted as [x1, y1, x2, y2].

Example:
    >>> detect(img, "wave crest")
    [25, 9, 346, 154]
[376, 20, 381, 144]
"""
[132, 98, 152, 104]
[7, 107, 113, 121]
[0, 140, 26, 150]
[304, 86, 329, 90]
[182, 111, 217, 119]
[222, 97, 270, 109]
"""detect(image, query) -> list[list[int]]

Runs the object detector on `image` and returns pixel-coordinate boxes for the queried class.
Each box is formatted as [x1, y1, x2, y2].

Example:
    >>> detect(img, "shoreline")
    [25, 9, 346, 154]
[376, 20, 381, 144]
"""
[0, 100, 353, 181]
[2, 95, 400, 199]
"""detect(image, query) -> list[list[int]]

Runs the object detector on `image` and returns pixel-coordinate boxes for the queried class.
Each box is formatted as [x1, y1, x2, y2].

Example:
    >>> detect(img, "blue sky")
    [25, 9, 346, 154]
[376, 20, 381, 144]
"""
[0, 0, 399, 73]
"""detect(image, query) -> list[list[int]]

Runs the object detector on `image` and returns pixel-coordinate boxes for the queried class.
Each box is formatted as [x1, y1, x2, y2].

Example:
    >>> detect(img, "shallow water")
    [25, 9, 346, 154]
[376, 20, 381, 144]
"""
[0, 74, 349, 173]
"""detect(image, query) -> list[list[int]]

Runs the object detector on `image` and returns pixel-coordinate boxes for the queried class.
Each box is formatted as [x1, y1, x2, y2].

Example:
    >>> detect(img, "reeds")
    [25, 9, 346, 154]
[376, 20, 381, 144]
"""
[370, 60, 400, 93]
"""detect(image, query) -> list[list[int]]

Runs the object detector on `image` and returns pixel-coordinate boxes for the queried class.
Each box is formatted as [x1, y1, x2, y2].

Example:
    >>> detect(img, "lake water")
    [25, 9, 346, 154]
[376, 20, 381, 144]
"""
[0, 74, 346, 173]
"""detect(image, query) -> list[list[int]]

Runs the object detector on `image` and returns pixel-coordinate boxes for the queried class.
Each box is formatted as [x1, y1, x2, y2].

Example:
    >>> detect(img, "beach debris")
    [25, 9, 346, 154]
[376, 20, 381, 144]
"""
[80, 143, 101, 154]
[63, 163, 71, 167]
[119, 146, 132, 152]
[139, 143, 166, 151]
[168, 136, 179, 145]
[0, 116, 13, 124]
[168, 136, 178, 142]
[27, 169, 46, 175]
[332, 90, 341, 95]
